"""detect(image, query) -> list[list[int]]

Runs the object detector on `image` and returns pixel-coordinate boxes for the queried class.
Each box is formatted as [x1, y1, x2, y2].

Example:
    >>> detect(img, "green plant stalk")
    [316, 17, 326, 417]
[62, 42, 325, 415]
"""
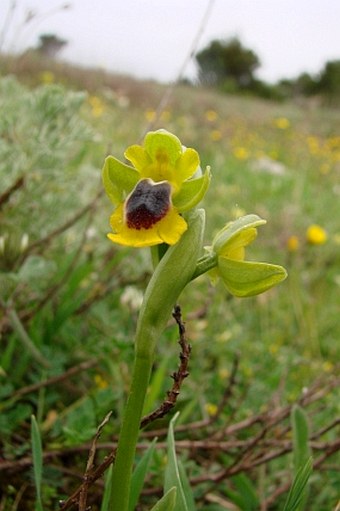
[191, 252, 218, 280]
[110, 210, 205, 511]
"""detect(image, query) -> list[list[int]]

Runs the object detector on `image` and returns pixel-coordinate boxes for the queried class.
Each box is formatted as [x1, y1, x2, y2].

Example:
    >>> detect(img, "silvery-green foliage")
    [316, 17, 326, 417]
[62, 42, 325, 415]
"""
[0, 76, 95, 240]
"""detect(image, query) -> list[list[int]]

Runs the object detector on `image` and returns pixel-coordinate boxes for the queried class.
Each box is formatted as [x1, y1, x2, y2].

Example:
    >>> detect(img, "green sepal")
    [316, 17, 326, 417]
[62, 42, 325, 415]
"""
[218, 257, 287, 297]
[102, 155, 139, 204]
[213, 214, 266, 254]
[144, 130, 182, 165]
[173, 166, 211, 212]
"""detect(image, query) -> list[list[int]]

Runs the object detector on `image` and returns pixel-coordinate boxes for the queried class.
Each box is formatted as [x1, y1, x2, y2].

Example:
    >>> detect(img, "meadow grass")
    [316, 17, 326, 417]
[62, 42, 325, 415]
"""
[0, 57, 339, 509]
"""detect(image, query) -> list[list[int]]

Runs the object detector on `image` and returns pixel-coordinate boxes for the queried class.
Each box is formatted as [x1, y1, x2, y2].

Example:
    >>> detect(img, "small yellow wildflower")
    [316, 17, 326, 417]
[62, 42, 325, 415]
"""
[205, 403, 218, 416]
[160, 110, 171, 122]
[322, 361, 334, 373]
[94, 374, 109, 390]
[210, 129, 222, 141]
[274, 117, 290, 129]
[145, 109, 156, 122]
[205, 109, 218, 122]
[320, 162, 331, 175]
[89, 96, 104, 117]
[40, 71, 55, 84]
[233, 147, 249, 160]
[287, 235, 299, 252]
[269, 343, 280, 355]
[218, 368, 230, 380]
[306, 224, 328, 245]
[306, 136, 320, 155]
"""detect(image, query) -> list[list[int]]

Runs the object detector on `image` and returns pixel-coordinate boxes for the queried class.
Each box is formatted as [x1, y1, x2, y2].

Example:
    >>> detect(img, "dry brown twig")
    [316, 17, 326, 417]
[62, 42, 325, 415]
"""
[0, 175, 25, 210]
[78, 412, 112, 511]
[140, 304, 191, 428]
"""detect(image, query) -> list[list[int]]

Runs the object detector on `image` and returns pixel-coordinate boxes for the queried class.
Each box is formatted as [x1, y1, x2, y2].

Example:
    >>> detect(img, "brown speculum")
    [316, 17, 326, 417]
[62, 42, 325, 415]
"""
[125, 179, 171, 230]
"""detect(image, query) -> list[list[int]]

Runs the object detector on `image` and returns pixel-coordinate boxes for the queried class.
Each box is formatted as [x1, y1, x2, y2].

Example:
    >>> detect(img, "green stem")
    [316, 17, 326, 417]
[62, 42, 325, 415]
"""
[110, 347, 154, 511]
[109, 209, 205, 511]
[191, 252, 218, 280]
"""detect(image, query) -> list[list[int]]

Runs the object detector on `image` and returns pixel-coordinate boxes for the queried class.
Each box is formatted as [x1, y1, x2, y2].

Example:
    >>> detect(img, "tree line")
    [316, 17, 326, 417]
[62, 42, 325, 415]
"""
[194, 37, 340, 103]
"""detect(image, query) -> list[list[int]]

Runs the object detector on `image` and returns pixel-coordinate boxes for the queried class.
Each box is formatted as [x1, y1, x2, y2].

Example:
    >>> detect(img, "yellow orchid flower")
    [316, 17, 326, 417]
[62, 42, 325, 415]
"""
[206, 215, 287, 297]
[102, 130, 210, 247]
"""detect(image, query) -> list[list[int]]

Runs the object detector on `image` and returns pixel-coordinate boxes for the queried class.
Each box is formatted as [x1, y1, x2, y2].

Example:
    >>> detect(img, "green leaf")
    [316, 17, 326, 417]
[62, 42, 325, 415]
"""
[227, 474, 259, 510]
[100, 465, 113, 511]
[212, 214, 266, 254]
[102, 155, 139, 204]
[173, 166, 211, 212]
[129, 438, 157, 511]
[178, 460, 196, 510]
[31, 415, 44, 511]
[218, 257, 287, 297]
[150, 487, 177, 511]
[164, 412, 195, 511]
[291, 406, 311, 511]
[283, 457, 313, 511]
[291, 405, 311, 472]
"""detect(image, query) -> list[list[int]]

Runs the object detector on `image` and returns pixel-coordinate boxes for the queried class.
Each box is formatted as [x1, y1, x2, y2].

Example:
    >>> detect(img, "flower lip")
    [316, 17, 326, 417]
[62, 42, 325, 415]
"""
[125, 178, 172, 230]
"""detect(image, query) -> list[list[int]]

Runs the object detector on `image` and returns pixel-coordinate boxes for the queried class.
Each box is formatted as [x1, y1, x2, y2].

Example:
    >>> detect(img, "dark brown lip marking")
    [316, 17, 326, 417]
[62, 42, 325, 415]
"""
[126, 179, 171, 230]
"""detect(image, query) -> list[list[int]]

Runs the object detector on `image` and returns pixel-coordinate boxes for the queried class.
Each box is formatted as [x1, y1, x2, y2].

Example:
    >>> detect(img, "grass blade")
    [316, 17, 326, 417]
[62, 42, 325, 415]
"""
[164, 412, 196, 511]
[31, 415, 44, 511]
[150, 487, 177, 511]
[100, 465, 113, 511]
[282, 457, 313, 511]
[291, 405, 311, 471]
[291, 405, 311, 510]
[128, 438, 157, 511]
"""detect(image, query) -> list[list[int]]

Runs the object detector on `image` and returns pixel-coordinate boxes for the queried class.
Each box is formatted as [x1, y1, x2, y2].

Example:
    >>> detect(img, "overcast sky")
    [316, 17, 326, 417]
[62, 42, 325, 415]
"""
[1, 0, 340, 83]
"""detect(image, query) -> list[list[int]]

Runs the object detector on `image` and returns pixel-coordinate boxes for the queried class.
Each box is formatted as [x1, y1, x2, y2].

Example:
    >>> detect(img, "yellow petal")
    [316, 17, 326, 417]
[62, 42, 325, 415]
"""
[225, 228, 257, 260]
[124, 145, 150, 172]
[175, 148, 200, 186]
[156, 207, 187, 245]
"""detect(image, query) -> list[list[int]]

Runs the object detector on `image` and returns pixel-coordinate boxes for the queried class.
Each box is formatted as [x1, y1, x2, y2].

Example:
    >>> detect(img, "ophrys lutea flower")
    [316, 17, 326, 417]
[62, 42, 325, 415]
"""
[205, 215, 287, 297]
[102, 130, 211, 247]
